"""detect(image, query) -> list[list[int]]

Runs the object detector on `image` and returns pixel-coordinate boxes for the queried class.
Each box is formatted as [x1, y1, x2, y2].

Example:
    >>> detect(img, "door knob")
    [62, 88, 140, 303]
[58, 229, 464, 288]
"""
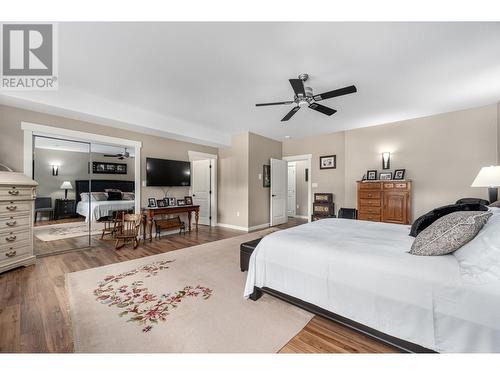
[272, 194, 277, 197]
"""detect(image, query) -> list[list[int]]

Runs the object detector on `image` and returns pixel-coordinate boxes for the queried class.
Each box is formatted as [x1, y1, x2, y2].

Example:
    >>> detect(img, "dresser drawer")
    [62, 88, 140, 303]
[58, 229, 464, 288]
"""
[0, 215, 31, 231]
[359, 199, 381, 207]
[359, 191, 381, 199]
[0, 187, 34, 201]
[0, 243, 31, 264]
[0, 201, 32, 215]
[358, 213, 381, 222]
[359, 182, 381, 190]
[0, 230, 30, 246]
[383, 182, 408, 190]
[359, 206, 381, 215]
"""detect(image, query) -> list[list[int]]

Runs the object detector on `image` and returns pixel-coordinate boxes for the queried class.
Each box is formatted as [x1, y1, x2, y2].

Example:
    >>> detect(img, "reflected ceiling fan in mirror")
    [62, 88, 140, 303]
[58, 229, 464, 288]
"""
[104, 148, 130, 160]
[255, 73, 357, 122]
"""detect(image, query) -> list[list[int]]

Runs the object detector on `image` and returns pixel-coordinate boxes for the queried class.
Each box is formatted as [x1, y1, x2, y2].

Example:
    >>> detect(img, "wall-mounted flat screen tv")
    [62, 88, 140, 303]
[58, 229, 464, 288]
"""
[146, 158, 191, 187]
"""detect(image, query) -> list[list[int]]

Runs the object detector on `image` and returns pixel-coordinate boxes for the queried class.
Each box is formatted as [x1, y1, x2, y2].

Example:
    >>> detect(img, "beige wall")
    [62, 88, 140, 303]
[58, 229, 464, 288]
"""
[218, 133, 249, 228]
[345, 105, 497, 219]
[283, 104, 499, 221]
[0, 104, 218, 208]
[248, 132, 282, 227]
[283, 131, 346, 211]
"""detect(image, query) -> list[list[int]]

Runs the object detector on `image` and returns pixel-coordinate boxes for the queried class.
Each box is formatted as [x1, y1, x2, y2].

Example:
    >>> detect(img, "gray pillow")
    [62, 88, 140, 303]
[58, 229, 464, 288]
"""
[410, 211, 492, 256]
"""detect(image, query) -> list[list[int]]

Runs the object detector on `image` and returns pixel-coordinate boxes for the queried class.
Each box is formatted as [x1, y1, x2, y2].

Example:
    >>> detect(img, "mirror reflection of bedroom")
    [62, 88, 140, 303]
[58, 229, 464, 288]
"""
[32, 136, 136, 256]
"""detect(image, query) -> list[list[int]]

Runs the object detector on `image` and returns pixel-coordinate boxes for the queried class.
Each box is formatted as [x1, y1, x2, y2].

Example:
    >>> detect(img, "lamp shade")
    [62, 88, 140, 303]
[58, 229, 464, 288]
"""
[60, 181, 73, 190]
[471, 166, 500, 187]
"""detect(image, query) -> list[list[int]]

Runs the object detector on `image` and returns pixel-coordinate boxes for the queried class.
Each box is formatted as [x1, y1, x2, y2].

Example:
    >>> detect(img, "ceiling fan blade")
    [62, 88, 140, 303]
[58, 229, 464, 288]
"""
[255, 101, 295, 107]
[281, 106, 300, 122]
[289, 79, 305, 97]
[104, 154, 118, 157]
[313, 85, 357, 101]
[309, 103, 337, 116]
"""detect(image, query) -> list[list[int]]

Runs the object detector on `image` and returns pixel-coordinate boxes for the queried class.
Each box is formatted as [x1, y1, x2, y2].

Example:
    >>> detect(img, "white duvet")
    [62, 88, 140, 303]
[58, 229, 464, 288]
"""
[244, 218, 500, 352]
[76, 200, 135, 223]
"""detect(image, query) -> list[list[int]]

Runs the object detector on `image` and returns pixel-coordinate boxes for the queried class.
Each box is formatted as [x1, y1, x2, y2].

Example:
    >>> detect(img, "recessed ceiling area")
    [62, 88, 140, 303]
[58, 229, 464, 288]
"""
[2, 22, 500, 146]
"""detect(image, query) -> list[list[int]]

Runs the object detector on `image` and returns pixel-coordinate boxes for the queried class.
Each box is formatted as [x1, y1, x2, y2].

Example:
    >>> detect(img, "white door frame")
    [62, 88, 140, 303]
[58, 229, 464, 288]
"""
[188, 150, 218, 227]
[21, 122, 142, 214]
[283, 154, 312, 222]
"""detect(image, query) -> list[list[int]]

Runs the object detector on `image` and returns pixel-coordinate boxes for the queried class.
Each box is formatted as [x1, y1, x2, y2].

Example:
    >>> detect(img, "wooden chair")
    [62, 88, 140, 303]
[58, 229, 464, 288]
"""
[114, 213, 142, 250]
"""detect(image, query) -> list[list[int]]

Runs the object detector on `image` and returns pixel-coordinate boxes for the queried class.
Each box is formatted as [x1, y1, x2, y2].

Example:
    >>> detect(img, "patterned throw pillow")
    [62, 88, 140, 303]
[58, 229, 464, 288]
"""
[92, 192, 108, 201]
[410, 211, 492, 256]
[489, 200, 500, 208]
[122, 192, 135, 200]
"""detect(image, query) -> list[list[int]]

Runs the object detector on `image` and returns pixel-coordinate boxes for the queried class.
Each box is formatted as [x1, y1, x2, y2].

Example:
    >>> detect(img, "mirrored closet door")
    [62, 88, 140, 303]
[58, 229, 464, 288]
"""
[32, 136, 92, 256]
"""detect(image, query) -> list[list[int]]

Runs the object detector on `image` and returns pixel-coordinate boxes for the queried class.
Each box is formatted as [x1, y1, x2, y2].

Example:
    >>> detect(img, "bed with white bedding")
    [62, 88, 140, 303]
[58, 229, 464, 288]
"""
[76, 200, 135, 222]
[244, 217, 500, 353]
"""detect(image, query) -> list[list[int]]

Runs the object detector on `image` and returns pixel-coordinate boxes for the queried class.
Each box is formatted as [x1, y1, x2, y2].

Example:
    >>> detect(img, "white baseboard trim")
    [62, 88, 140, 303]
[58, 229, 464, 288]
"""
[216, 223, 248, 231]
[217, 222, 271, 232]
[248, 223, 270, 232]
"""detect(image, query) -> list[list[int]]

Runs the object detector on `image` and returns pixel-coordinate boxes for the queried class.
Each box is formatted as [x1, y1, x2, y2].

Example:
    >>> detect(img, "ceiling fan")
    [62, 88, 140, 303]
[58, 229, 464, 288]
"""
[104, 148, 130, 160]
[255, 73, 357, 122]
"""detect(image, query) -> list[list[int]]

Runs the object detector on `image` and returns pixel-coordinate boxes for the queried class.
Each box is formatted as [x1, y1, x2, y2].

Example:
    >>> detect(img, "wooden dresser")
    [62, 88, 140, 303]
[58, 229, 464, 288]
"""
[357, 180, 412, 225]
[0, 172, 38, 273]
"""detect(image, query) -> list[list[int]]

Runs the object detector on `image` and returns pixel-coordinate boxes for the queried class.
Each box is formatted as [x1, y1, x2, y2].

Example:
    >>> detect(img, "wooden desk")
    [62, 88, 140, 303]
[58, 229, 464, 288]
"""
[142, 205, 200, 242]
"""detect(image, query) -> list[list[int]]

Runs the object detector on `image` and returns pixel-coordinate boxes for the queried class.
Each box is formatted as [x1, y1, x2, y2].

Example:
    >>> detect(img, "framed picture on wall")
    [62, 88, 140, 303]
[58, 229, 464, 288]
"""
[263, 165, 271, 188]
[366, 170, 378, 180]
[319, 155, 336, 169]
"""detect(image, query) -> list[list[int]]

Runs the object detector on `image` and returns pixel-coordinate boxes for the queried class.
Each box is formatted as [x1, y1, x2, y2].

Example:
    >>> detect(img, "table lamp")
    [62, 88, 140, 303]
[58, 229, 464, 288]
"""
[60, 181, 73, 200]
[471, 166, 500, 203]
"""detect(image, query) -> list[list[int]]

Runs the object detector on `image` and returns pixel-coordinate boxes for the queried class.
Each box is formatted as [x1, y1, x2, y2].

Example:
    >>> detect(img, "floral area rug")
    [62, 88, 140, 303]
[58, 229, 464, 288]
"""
[67, 229, 313, 352]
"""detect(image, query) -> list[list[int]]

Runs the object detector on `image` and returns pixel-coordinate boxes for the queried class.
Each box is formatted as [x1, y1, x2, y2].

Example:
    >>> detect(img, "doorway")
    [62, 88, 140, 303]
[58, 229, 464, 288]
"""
[284, 154, 312, 222]
[189, 151, 217, 227]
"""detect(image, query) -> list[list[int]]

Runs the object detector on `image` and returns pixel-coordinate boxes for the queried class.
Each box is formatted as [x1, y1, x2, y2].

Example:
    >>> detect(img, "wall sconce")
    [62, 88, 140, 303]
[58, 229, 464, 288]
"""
[382, 152, 391, 170]
[51, 165, 59, 176]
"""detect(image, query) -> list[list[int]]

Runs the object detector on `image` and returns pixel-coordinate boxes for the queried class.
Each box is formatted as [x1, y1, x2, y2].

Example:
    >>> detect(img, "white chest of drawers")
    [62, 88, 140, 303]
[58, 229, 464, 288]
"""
[0, 171, 38, 273]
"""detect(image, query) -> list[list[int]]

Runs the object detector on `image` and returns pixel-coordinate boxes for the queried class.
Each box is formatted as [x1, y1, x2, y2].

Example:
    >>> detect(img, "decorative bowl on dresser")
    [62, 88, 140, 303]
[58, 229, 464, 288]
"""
[356, 180, 412, 224]
[0, 171, 38, 273]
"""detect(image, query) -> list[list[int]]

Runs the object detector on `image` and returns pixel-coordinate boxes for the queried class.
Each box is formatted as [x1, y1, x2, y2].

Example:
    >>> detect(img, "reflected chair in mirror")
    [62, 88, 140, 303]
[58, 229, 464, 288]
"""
[114, 213, 143, 250]
[34, 197, 54, 222]
[101, 210, 127, 240]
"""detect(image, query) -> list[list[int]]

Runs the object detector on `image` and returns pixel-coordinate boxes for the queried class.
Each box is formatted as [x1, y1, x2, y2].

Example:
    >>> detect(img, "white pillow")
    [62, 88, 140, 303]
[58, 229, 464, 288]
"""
[80, 193, 90, 201]
[454, 208, 500, 283]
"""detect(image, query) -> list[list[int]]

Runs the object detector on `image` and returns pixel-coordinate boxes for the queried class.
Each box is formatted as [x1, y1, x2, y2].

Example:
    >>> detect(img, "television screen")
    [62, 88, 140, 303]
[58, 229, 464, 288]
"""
[146, 158, 191, 187]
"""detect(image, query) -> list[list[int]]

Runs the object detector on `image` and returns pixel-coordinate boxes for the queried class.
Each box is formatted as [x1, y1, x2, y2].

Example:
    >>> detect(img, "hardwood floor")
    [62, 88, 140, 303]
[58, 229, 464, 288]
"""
[0, 218, 398, 353]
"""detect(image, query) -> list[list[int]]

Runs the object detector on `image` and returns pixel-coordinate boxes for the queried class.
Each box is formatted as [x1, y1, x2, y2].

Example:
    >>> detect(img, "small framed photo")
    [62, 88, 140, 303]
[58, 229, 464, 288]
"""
[379, 172, 392, 180]
[394, 169, 406, 180]
[263, 165, 270, 188]
[177, 199, 186, 206]
[184, 196, 193, 205]
[366, 170, 378, 180]
[168, 197, 176, 206]
[148, 198, 157, 208]
[320, 155, 336, 170]
[156, 199, 167, 208]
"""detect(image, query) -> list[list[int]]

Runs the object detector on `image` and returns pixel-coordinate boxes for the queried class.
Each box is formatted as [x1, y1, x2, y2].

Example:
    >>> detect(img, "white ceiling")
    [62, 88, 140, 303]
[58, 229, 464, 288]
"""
[2, 22, 500, 147]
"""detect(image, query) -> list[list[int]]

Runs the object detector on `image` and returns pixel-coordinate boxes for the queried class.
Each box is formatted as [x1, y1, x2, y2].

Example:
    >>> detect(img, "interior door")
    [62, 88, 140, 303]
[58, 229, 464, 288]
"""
[270, 158, 288, 226]
[287, 163, 296, 216]
[192, 159, 211, 225]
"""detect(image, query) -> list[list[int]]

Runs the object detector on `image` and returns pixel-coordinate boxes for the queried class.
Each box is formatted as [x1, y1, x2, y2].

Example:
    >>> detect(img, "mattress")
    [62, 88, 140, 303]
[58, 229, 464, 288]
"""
[244, 218, 500, 352]
[76, 200, 135, 223]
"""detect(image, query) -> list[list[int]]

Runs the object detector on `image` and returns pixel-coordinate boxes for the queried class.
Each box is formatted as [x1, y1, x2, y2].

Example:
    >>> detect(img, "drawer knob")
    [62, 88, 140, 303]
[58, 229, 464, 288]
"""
[6, 235, 16, 242]
[5, 250, 17, 258]
[8, 190, 19, 196]
[6, 220, 17, 226]
[6, 205, 17, 211]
